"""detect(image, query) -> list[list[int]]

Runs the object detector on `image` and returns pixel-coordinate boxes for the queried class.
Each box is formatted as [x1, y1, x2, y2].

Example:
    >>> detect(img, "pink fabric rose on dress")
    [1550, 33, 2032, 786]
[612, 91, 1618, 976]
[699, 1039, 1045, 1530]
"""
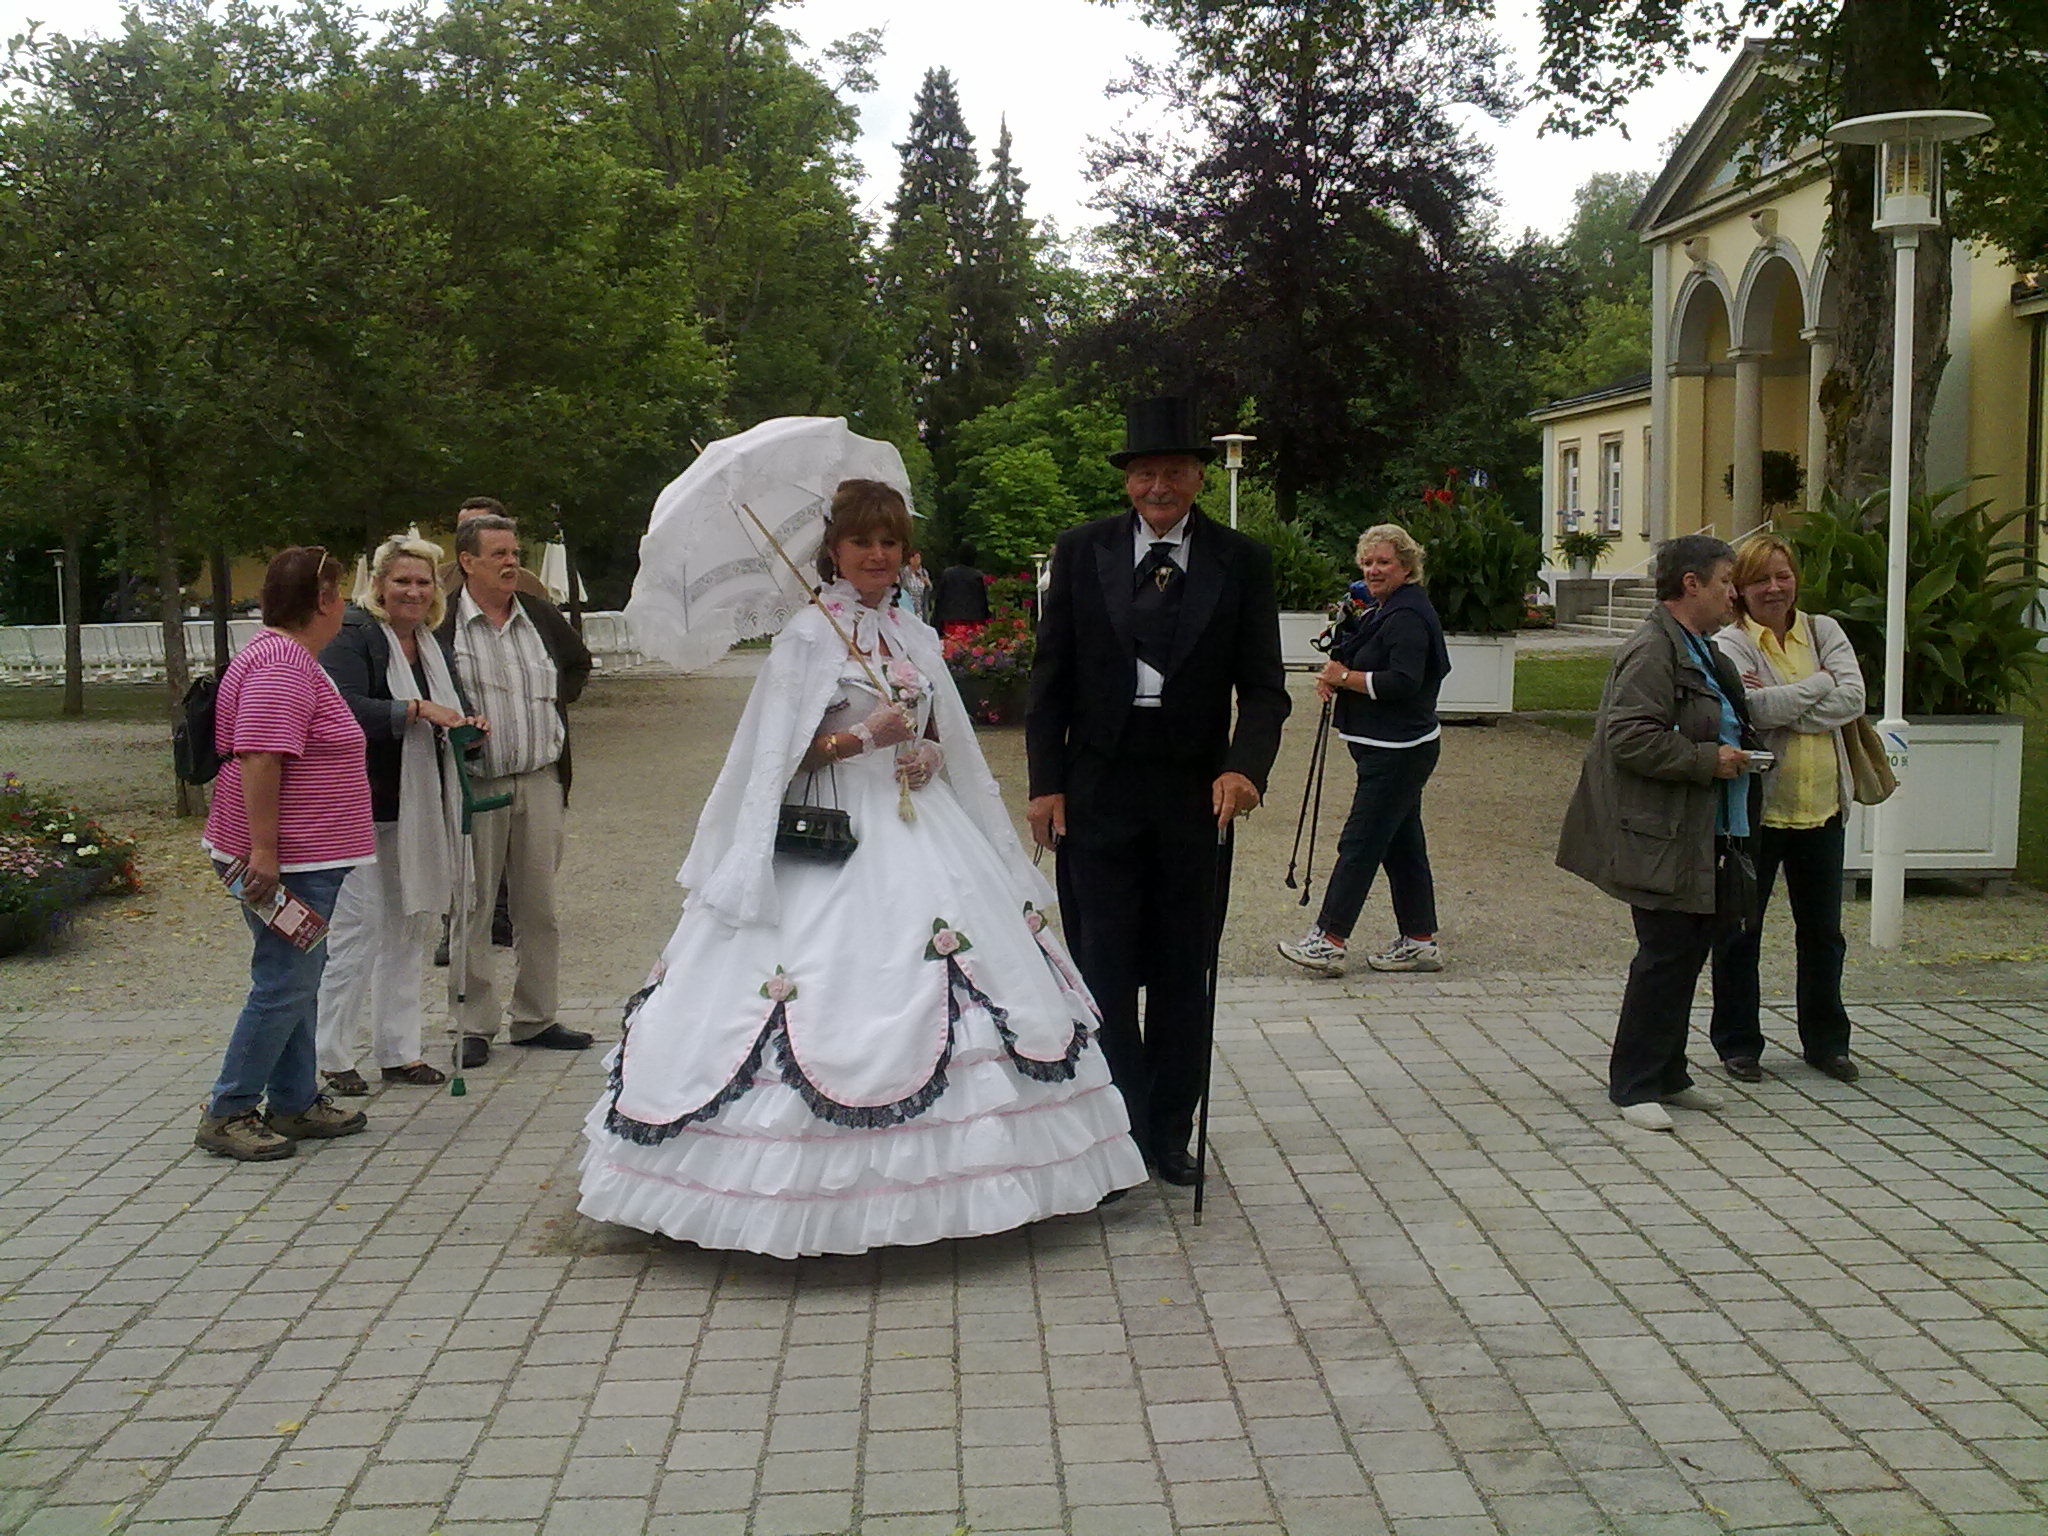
[759, 967, 798, 1003]
[924, 920, 973, 961]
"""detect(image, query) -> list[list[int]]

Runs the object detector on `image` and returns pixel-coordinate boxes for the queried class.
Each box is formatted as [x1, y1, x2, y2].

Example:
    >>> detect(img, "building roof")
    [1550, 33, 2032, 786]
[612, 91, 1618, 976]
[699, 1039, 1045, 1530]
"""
[1530, 373, 1653, 422]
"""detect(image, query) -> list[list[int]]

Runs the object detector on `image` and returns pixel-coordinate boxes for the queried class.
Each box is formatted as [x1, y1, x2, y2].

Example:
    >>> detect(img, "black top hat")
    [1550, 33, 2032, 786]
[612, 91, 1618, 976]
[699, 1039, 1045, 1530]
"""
[1107, 396, 1218, 469]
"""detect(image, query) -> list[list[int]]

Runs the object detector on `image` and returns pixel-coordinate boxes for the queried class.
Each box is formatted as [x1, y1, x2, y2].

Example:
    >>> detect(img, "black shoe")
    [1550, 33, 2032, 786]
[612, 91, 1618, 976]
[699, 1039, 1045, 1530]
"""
[1722, 1055, 1762, 1083]
[433, 934, 450, 967]
[512, 1023, 594, 1051]
[1097, 1188, 1128, 1208]
[491, 919, 515, 948]
[1809, 1054, 1860, 1083]
[459, 1036, 490, 1069]
[1152, 1147, 1201, 1187]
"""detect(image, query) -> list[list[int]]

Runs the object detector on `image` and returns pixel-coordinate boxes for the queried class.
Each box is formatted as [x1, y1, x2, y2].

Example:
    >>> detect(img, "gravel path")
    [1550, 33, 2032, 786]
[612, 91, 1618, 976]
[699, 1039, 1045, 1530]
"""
[3, 660, 2042, 1025]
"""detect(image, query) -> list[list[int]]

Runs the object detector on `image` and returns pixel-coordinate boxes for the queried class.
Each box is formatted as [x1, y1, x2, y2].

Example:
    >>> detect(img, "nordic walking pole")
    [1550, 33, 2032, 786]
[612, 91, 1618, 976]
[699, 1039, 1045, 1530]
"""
[445, 723, 511, 1097]
[1297, 702, 1333, 908]
[1283, 699, 1331, 899]
[1193, 822, 1234, 1226]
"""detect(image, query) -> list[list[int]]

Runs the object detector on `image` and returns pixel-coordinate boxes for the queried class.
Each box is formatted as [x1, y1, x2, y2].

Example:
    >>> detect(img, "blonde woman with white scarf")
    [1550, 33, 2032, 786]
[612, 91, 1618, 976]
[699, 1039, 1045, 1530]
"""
[315, 536, 481, 1093]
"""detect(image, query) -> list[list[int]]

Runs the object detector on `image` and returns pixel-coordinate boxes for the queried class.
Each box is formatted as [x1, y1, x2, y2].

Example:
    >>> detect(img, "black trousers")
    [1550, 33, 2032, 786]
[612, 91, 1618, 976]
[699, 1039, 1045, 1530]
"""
[1710, 817, 1851, 1063]
[1611, 905, 1717, 1106]
[1055, 738, 1226, 1157]
[1314, 738, 1439, 942]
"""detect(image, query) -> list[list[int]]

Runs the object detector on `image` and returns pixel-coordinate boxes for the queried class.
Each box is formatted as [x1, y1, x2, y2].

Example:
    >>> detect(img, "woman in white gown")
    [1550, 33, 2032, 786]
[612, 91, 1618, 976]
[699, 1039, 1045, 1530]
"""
[579, 480, 1146, 1258]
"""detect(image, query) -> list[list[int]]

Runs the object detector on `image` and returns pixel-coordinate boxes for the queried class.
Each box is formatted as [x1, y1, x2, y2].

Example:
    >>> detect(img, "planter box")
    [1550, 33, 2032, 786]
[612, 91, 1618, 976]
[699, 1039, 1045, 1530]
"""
[1278, 611, 1327, 669]
[1843, 715, 2023, 882]
[1440, 633, 1517, 716]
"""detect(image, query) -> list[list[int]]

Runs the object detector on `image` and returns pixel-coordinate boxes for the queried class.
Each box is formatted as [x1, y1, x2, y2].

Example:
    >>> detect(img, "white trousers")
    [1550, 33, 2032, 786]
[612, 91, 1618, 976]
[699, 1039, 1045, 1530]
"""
[316, 822, 435, 1074]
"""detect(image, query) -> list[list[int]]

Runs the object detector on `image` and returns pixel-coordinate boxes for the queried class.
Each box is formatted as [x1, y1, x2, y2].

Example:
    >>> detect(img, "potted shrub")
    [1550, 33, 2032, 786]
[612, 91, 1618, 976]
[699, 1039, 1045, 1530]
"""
[1785, 483, 2047, 887]
[1404, 473, 1544, 715]
[1237, 504, 1347, 667]
[1555, 528, 1616, 579]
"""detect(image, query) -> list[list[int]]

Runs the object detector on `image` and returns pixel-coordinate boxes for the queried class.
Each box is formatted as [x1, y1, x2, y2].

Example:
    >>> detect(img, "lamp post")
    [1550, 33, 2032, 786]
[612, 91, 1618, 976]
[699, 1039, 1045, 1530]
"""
[1211, 433, 1256, 528]
[47, 549, 66, 630]
[1822, 108, 1991, 949]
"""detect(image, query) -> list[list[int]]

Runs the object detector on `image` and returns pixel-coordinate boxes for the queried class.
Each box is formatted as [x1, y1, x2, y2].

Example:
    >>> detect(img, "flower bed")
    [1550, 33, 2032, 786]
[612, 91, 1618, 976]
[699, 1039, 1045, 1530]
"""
[943, 611, 1035, 726]
[0, 771, 140, 955]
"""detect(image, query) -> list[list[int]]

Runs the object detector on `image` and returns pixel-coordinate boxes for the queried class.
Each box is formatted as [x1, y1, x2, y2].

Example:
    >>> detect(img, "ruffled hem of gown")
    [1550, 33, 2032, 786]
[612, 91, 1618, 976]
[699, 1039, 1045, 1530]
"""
[578, 1062, 1146, 1259]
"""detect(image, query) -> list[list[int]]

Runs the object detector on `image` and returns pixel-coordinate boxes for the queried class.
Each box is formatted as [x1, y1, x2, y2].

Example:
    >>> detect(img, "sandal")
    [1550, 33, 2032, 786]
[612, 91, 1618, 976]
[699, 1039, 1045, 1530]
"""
[322, 1069, 370, 1097]
[380, 1061, 447, 1086]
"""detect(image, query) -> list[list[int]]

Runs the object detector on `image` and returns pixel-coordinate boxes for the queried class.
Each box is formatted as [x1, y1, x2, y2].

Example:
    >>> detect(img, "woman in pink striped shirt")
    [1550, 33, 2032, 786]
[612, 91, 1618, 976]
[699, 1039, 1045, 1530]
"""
[197, 548, 379, 1162]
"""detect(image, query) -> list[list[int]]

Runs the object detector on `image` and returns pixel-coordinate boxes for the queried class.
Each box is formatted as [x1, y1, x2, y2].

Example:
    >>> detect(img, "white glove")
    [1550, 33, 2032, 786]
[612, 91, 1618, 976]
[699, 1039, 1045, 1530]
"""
[856, 700, 916, 751]
[897, 739, 944, 790]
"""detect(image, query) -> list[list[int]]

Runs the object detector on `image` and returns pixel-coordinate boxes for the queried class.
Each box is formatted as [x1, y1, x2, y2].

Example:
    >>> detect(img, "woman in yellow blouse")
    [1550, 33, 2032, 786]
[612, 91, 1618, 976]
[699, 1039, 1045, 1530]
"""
[1709, 535, 1868, 1084]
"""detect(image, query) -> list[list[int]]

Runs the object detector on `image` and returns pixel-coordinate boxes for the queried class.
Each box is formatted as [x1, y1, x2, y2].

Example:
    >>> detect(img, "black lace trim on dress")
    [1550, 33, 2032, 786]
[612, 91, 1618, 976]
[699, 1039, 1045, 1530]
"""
[602, 984, 777, 1146]
[771, 1004, 957, 1129]
[953, 958, 1087, 1084]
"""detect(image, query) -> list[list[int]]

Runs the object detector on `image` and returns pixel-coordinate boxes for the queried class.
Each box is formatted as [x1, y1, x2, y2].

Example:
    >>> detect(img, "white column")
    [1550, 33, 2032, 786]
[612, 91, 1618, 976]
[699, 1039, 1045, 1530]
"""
[1871, 234, 1918, 950]
[1648, 247, 1672, 543]
[1729, 347, 1766, 532]
[1802, 327, 1836, 508]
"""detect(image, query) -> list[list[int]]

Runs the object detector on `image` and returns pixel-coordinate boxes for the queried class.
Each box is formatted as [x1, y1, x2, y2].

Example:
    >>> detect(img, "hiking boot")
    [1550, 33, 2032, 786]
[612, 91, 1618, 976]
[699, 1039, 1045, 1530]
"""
[196, 1108, 296, 1161]
[264, 1095, 368, 1141]
[1366, 936, 1443, 973]
[1277, 929, 1347, 977]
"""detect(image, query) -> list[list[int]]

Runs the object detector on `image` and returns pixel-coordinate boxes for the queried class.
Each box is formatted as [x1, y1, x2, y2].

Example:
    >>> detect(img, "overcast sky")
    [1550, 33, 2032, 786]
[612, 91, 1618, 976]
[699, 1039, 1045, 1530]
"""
[2, 0, 1735, 242]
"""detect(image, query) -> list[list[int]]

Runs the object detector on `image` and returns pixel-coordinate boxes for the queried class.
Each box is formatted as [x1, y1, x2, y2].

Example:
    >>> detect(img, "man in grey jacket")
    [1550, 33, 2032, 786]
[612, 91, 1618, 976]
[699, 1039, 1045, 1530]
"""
[1556, 534, 1762, 1132]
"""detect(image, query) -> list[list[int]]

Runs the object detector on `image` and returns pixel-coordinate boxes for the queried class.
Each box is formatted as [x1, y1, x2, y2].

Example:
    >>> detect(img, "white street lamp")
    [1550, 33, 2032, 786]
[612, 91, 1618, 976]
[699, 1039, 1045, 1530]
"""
[1211, 433, 1256, 528]
[1823, 108, 1991, 949]
[47, 548, 66, 631]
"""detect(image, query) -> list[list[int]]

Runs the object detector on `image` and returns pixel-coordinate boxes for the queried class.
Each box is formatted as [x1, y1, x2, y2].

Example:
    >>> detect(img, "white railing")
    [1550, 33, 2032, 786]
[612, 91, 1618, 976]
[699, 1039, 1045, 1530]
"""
[0, 612, 645, 685]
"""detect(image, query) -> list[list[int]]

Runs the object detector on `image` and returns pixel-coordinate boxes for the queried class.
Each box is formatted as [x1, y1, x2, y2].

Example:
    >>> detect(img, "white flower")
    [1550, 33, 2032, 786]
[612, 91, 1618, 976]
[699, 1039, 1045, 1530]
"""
[61, 832, 77, 844]
[80, 845, 99, 857]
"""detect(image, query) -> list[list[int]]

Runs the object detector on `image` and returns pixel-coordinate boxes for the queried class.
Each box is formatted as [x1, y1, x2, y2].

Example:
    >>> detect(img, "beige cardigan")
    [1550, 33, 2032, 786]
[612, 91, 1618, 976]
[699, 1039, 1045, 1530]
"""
[1712, 612, 1866, 823]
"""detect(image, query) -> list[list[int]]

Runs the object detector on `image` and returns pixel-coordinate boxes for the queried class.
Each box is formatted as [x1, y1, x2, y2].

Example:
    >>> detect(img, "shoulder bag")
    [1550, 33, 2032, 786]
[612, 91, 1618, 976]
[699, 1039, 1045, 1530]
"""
[1842, 715, 1898, 805]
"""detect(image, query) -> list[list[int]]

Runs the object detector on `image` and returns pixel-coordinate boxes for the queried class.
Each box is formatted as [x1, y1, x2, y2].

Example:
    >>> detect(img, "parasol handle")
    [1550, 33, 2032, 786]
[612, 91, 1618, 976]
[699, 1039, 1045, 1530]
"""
[737, 501, 892, 700]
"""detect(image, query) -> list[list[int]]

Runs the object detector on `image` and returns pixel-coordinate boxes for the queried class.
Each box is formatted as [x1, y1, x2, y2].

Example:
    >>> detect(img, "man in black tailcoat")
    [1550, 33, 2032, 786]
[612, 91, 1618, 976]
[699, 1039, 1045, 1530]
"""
[1025, 397, 1291, 1186]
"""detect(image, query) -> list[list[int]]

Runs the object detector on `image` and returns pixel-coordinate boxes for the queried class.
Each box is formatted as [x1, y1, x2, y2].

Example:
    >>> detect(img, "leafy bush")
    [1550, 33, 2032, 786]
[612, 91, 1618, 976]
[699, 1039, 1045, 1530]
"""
[1783, 482, 2047, 716]
[1403, 474, 1543, 634]
[943, 612, 1035, 726]
[1239, 506, 1348, 611]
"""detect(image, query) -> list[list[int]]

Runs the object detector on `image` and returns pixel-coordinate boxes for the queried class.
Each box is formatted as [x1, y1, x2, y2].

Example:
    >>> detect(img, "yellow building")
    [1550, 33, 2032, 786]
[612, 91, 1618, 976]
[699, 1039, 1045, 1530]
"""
[1538, 41, 2047, 580]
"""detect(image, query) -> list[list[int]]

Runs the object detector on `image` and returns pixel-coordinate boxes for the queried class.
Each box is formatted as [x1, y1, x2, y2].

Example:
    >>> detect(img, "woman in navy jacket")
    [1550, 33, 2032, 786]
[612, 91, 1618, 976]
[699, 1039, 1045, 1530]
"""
[1279, 523, 1451, 977]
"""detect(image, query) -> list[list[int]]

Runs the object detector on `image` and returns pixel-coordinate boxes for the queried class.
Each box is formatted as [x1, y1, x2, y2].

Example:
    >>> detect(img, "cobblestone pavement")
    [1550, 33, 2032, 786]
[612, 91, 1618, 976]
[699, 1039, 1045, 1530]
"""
[3, 979, 2046, 1536]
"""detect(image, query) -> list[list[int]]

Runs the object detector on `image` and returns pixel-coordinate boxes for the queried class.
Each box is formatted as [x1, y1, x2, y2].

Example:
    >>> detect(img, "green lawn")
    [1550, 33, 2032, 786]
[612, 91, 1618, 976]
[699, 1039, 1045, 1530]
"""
[1514, 655, 2047, 892]
[1514, 654, 1608, 712]
[0, 684, 167, 723]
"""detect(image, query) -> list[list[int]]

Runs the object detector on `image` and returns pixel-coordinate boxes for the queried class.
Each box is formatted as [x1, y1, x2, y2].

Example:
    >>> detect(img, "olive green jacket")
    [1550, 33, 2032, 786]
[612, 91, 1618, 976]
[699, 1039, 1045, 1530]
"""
[1555, 606, 1758, 913]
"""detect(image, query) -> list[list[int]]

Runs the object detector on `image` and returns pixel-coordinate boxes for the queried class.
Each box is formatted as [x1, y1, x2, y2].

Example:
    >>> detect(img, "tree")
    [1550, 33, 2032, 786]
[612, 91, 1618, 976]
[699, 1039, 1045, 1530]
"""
[1530, 171, 1655, 402]
[948, 372, 1124, 566]
[1534, 0, 2048, 499]
[1080, 0, 1516, 522]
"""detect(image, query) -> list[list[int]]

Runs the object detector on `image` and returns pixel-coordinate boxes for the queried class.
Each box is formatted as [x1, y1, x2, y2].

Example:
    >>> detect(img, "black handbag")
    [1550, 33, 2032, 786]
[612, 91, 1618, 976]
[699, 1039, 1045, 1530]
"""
[776, 766, 858, 863]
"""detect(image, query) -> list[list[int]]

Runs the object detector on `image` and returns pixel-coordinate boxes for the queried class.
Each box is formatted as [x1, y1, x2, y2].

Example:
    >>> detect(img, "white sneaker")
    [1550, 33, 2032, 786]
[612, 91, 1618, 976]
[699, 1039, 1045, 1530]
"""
[1662, 1087, 1723, 1112]
[1620, 1101, 1675, 1131]
[1366, 936, 1442, 973]
[1277, 930, 1347, 977]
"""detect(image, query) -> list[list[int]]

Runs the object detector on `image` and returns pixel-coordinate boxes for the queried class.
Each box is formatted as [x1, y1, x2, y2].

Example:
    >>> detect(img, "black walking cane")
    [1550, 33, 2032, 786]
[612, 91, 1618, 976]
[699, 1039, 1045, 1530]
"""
[1192, 821, 1235, 1225]
[1283, 698, 1333, 907]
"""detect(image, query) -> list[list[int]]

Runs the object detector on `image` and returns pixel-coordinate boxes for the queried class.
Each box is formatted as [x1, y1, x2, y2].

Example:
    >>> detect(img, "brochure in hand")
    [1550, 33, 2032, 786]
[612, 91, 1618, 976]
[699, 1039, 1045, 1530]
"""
[218, 858, 330, 951]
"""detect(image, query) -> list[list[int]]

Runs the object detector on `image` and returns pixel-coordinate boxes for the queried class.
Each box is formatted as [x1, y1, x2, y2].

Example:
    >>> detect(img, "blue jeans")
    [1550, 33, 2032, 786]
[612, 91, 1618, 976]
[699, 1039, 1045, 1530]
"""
[207, 865, 351, 1118]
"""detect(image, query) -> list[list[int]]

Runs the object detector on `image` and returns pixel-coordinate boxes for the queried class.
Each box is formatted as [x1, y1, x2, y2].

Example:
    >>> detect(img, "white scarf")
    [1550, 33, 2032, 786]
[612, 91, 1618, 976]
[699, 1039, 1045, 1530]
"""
[678, 580, 1052, 928]
[379, 621, 464, 924]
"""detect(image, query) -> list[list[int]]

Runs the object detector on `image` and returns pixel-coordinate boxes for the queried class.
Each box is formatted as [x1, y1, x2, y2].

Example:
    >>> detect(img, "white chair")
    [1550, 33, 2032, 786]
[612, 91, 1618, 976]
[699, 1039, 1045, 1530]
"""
[25, 627, 68, 677]
[0, 628, 47, 681]
[79, 626, 125, 681]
